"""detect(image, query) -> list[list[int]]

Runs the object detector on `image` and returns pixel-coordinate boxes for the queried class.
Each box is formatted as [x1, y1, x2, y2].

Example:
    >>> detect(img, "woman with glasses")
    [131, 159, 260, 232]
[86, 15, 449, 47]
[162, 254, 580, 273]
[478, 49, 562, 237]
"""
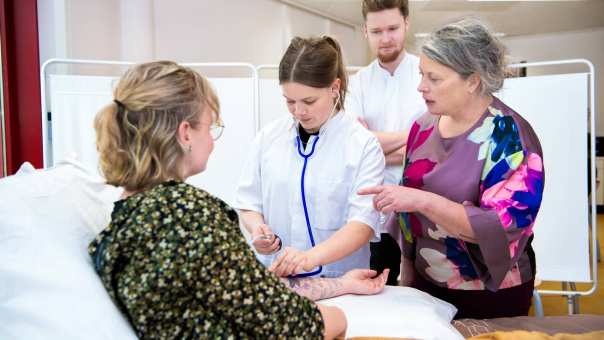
[89, 61, 387, 339]
[234, 36, 386, 279]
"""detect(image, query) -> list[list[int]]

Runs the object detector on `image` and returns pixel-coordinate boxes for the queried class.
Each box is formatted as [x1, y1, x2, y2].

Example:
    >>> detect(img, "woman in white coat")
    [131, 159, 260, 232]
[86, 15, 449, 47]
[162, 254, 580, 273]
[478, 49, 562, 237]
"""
[235, 36, 386, 278]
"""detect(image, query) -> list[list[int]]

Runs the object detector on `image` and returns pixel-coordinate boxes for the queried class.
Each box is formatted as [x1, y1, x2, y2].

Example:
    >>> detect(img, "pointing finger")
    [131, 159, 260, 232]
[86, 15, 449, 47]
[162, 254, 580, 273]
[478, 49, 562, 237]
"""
[358, 185, 383, 196]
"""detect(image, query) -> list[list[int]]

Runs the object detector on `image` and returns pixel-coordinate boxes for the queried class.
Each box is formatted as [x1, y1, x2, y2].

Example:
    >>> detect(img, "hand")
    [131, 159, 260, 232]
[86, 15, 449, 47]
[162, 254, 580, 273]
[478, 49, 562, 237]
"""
[357, 116, 369, 129]
[358, 185, 426, 214]
[269, 247, 317, 277]
[341, 268, 389, 295]
[251, 224, 281, 255]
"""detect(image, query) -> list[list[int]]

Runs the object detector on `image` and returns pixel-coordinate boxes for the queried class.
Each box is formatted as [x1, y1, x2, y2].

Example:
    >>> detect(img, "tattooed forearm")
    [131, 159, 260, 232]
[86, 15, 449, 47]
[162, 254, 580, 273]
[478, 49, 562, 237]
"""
[281, 277, 347, 301]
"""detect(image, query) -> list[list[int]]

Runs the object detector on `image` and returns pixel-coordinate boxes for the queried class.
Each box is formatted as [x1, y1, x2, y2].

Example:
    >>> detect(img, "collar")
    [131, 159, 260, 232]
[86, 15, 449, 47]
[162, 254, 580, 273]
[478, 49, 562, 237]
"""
[288, 110, 346, 141]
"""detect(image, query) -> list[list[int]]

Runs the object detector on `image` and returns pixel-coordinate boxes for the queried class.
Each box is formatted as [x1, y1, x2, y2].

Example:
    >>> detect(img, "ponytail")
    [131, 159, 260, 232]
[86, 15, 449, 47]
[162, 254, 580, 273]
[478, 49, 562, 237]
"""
[322, 35, 347, 110]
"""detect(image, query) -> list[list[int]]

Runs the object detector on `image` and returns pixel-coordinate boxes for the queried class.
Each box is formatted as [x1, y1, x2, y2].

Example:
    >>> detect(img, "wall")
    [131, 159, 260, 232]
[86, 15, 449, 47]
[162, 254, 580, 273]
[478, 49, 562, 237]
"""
[37, 0, 66, 66]
[37, 0, 370, 69]
[2, 0, 43, 172]
[38, 0, 122, 76]
[65, 0, 121, 61]
[503, 27, 604, 135]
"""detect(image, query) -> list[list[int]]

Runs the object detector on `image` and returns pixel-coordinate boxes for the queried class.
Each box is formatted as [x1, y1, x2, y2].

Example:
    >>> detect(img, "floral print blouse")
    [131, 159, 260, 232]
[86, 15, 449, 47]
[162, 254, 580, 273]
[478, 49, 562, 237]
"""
[89, 181, 323, 339]
[401, 97, 544, 291]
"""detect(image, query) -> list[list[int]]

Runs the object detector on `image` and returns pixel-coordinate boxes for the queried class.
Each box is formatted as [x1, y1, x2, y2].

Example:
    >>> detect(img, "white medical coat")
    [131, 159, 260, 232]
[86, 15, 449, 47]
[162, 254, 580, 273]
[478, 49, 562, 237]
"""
[347, 52, 427, 186]
[234, 111, 385, 277]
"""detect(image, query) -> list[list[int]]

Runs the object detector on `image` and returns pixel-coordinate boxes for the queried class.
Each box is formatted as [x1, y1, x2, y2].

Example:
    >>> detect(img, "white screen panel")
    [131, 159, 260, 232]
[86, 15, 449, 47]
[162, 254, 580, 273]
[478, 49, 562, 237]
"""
[258, 78, 289, 129]
[50, 75, 115, 170]
[186, 77, 255, 206]
[48, 75, 255, 206]
[496, 73, 590, 282]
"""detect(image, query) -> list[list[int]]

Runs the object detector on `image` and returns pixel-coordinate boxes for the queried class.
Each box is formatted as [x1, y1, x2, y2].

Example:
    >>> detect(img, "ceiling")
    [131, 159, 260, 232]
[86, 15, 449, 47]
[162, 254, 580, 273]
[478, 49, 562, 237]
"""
[290, 0, 604, 39]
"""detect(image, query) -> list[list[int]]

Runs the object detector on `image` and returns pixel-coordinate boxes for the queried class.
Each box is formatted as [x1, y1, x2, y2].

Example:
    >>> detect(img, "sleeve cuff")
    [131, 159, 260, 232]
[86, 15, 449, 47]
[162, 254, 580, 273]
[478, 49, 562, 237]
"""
[348, 215, 380, 242]
[231, 202, 262, 214]
[464, 204, 512, 291]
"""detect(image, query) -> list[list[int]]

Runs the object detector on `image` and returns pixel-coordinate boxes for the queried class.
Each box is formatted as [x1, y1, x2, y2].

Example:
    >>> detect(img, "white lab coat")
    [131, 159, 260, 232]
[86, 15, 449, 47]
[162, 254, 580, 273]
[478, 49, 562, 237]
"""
[347, 52, 427, 186]
[234, 111, 385, 277]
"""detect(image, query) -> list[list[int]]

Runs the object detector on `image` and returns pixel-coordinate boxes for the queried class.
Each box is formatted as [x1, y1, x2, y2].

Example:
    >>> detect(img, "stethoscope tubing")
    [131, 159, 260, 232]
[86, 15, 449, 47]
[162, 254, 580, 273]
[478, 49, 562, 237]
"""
[289, 136, 323, 278]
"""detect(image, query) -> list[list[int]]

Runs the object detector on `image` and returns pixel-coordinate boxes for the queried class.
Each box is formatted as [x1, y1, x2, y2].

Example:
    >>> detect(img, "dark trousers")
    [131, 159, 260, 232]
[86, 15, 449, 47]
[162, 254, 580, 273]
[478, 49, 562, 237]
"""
[412, 272, 534, 319]
[369, 233, 401, 285]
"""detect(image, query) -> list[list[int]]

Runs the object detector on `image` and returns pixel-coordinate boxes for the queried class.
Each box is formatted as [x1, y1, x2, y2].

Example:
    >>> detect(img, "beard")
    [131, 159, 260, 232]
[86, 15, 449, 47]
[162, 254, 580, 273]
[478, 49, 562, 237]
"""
[377, 46, 403, 64]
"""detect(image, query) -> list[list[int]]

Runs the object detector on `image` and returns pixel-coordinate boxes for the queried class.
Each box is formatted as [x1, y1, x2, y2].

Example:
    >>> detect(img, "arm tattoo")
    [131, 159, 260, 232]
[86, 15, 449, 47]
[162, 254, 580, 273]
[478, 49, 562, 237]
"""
[282, 277, 346, 301]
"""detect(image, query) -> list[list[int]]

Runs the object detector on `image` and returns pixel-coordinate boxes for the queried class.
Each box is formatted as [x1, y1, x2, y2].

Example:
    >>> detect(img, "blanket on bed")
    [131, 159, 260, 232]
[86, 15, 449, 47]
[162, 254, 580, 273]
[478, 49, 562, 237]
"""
[470, 330, 604, 340]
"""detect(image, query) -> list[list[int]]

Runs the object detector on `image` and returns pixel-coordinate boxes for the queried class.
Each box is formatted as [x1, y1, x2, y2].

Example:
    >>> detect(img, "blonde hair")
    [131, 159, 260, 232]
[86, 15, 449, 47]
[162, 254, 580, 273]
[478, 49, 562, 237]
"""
[94, 60, 220, 192]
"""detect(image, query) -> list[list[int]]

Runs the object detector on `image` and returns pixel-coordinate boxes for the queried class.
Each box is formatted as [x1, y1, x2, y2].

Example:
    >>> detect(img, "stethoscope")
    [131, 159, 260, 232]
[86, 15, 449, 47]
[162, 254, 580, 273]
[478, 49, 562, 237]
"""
[291, 134, 322, 277]
[289, 93, 339, 278]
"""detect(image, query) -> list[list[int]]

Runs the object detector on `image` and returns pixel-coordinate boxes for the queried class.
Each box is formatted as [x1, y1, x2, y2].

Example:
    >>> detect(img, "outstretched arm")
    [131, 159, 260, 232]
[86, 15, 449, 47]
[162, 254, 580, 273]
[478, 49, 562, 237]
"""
[358, 185, 477, 243]
[280, 268, 389, 301]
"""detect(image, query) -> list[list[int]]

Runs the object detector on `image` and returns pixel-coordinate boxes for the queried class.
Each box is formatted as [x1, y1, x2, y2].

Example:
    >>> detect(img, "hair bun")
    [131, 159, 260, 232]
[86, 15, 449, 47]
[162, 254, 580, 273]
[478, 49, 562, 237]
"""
[322, 35, 339, 50]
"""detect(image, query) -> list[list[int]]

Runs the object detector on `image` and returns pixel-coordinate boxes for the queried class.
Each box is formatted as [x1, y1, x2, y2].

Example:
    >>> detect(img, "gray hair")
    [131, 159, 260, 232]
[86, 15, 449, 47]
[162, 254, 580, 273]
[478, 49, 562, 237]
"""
[421, 18, 506, 95]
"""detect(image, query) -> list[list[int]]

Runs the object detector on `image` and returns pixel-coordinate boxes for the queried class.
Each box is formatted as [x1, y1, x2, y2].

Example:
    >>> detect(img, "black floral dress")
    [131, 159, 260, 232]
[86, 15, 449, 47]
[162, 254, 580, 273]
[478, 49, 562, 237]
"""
[89, 181, 323, 339]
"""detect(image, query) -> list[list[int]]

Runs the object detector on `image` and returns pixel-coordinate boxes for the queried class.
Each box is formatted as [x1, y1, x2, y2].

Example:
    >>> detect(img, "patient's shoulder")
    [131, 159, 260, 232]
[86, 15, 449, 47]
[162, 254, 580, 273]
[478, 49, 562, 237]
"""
[111, 181, 238, 237]
[150, 181, 238, 227]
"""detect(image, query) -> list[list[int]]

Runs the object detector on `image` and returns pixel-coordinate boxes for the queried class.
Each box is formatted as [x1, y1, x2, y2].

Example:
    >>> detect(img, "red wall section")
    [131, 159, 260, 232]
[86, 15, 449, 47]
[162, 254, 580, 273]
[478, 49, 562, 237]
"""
[0, 0, 42, 175]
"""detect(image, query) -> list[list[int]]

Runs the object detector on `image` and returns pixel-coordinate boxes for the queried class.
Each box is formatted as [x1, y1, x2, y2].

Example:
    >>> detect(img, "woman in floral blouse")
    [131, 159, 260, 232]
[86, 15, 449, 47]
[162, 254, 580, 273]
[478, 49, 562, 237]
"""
[90, 61, 387, 339]
[360, 19, 544, 319]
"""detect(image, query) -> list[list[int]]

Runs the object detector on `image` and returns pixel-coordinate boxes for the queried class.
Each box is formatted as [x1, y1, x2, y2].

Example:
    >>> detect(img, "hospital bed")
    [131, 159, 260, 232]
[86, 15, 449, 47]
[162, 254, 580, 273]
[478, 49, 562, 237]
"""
[453, 315, 604, 338]
[2, 159, 603, 340]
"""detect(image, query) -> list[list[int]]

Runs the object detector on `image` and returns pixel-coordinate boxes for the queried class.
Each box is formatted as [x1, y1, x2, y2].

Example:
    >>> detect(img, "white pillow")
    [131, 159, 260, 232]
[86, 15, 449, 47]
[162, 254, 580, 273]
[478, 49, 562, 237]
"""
[0, 159, 137, 340]
[320, 286, 464, 339]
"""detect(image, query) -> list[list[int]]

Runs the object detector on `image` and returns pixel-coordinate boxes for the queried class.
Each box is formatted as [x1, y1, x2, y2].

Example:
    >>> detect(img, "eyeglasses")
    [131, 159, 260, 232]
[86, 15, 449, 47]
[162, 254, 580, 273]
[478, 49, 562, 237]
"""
[210, 123, 225, 141]
[199, 117, 225, 141]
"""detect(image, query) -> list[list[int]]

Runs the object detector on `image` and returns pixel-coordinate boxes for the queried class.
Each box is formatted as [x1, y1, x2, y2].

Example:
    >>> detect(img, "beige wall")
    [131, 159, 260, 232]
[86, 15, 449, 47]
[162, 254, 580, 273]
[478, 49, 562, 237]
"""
[65, 0, 122, 61]
[38, 0, 122, 75]
[38, 0, 66, 65]
[38, 0, 370, 69]
[503, 28, 604, 135]
[153, 0, 285, 65]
